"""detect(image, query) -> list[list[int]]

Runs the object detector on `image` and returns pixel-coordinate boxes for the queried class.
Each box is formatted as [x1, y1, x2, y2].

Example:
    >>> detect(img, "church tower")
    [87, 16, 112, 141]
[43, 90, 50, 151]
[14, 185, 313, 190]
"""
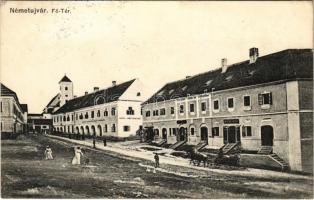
[59, 75, 73, 107]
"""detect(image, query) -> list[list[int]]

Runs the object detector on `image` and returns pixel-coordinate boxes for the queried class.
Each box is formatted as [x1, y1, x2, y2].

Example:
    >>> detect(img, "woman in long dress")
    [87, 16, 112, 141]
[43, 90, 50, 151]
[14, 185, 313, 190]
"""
[44, 146, 53, 160]
[72, 146, 83, 165]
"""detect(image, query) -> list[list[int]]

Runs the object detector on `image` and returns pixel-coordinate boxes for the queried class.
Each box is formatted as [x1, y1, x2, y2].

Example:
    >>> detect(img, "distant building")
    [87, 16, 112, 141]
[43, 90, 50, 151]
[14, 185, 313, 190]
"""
[51, 77, 147, 138]
[0, 83, 28, 138]
[142, 48, 313, 173]
[27, 113, 53, 134]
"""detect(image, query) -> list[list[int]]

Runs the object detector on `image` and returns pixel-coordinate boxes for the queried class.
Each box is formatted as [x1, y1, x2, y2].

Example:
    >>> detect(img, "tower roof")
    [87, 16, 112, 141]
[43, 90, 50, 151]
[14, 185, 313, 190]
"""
[59, 75, 72, 83]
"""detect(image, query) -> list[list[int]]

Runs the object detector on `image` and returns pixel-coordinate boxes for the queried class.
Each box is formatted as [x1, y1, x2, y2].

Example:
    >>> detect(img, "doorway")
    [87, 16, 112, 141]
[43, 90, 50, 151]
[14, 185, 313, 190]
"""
[261, 125, 274, 146]
[162, 128, 167, 140]
[200, 127, 208, 143]
[178, 127, 187, 141]
[223, 126, 240, 144]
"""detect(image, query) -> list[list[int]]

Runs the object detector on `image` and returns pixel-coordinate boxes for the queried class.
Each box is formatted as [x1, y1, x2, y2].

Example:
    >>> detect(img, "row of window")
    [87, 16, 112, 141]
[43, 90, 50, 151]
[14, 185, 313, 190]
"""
[145, 92, 273, 117]
[54, 108, 116, 123]
[54, 106, 136, 123]
[154, 126, 252, 138]
[145, 101, 207, 117]
[213, 92, 273, 111]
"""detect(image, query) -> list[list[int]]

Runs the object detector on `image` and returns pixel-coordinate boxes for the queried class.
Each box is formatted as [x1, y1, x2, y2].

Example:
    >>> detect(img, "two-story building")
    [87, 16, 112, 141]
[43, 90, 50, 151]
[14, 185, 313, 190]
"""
[0, 83, 28, 138]
[51, 77, 147, 138]
[142, 48, 313, 172]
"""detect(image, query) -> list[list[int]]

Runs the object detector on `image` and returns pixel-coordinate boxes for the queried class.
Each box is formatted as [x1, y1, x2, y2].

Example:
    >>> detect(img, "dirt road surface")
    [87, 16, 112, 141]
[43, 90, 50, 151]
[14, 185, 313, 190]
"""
[1, 134, 313, 198]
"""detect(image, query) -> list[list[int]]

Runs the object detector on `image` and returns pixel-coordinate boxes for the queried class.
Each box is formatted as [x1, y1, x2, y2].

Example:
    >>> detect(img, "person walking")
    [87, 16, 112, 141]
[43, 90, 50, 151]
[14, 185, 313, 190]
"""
[154, 153, 159, 168]
[72, 146, 83, 165]
[93, 136, 96, 149]
[44, 145, 53, 160]
[103, 138, 107, 147]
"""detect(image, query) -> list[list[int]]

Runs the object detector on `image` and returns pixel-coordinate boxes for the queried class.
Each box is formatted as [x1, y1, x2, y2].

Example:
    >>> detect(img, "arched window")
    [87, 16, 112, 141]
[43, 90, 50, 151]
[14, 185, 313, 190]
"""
[104, 110, 108, 116]
[112, 124, 116, 132]
[65, 86, 68, 91]
[104, 124, 108, 133]
[97, 125, 102, 136]
[111, 108, 116, 116]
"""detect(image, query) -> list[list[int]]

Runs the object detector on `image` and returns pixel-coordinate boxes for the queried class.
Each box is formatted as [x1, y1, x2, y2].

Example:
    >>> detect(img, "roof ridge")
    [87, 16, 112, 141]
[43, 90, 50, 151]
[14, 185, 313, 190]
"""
[73, 78, 136, 99]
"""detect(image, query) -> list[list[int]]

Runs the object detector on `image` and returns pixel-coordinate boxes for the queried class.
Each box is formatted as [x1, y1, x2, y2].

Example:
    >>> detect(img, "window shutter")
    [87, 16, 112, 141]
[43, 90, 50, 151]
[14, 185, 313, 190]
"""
[269, 92, 273, 105]
[242, 126, 246, 137]
[258, 94, 263, 105]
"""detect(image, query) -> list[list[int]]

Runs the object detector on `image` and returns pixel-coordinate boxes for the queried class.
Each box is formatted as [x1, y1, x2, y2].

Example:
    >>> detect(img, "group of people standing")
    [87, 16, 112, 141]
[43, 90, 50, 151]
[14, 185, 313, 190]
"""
[44, 145, 85, 165]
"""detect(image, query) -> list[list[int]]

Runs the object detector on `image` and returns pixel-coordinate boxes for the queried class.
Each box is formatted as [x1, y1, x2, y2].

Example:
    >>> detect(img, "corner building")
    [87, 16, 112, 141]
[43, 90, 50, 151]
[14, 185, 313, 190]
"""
[0, 83, 28, 138]
[142, 48, 313, 173]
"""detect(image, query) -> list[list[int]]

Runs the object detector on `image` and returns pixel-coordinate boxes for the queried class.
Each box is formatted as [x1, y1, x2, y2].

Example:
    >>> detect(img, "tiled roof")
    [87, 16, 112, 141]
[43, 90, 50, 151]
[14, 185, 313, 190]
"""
[45, 94, 60, 108]
[1, 83, 18, 99]
[21, 104, 28, 113]
[0, 83, 24, 109]
[59, 75, 72, 83]
[145, 49, 313, 104]
[54, 79, 136, 114]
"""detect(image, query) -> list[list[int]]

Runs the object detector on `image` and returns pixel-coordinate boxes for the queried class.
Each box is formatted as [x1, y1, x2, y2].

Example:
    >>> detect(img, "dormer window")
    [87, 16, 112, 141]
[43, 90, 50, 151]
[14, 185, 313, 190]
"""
[225, 75, 233, 81]
[157, 90, 165, 96]
[169, 89, 174, 95]
[182, 85, 188, 91]
[205, 80, 213, 86]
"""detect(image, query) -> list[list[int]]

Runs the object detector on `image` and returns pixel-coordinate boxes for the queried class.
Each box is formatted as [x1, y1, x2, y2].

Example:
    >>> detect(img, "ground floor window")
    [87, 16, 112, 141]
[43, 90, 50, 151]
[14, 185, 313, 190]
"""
[123, 126, 130, 132]
[212, 127, 219, 137]
[111, 124, 116, 132]
[242, 126, 252, 137]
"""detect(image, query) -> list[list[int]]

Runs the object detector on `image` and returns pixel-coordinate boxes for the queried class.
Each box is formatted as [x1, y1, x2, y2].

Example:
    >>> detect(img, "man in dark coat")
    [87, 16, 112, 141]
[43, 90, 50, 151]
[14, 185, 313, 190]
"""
[154, 153, 159, 168]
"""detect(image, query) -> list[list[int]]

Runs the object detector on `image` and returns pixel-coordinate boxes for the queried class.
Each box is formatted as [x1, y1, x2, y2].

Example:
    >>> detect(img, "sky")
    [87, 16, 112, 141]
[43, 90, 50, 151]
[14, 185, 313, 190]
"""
[1, 1, 312, 113]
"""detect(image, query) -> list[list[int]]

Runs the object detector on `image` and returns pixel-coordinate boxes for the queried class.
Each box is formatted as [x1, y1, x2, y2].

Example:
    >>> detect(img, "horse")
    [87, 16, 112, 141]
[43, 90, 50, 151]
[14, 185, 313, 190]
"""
[188, 149, 209, 167]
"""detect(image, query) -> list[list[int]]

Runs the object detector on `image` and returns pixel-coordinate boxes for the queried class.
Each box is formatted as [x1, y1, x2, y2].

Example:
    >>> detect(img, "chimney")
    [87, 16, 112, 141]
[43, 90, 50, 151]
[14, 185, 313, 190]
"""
[186, 76, 191, 79]
[112, 81, 116, 86]
[85, 91, 88, 95]
[221, 58, 228, 73]
[94, 87, 99, 92]
[249, 47, 259, 64]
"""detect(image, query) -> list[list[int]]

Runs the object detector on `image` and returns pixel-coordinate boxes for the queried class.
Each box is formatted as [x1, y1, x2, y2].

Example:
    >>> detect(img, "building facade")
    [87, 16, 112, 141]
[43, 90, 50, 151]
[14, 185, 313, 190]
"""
[27, 113, 53, 134]
[142, 48, 313, 172]
[0, 83, 28, 138]
[51, 77, 147, 138]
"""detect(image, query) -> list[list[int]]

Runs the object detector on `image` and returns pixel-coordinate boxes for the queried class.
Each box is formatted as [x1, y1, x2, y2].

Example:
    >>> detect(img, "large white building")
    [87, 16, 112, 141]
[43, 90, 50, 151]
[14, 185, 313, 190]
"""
[50, 76, 147, 138]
